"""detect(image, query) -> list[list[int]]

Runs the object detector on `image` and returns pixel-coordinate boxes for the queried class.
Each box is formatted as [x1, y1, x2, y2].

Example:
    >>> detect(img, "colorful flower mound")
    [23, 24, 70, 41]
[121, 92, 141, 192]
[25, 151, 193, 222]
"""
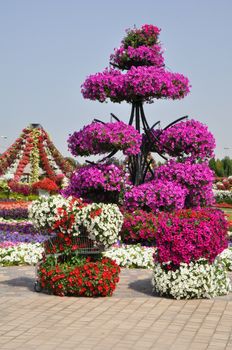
[152, 258, 231, 299]
[81, 67, 190, 103]
[158, 119, 216, 161]
[63, 164, 126, 203]
[38, 256, 120, 297]
[155, 160, 215, 207]
[120, 210, 157, 245]
[124, 180, 187, 213]
[155, 209, 228, 268]
[68, 121, 142, 157]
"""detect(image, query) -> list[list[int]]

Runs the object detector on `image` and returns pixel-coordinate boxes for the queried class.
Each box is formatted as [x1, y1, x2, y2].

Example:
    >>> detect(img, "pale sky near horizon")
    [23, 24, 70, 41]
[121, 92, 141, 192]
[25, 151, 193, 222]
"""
[0, 0, 232, 160]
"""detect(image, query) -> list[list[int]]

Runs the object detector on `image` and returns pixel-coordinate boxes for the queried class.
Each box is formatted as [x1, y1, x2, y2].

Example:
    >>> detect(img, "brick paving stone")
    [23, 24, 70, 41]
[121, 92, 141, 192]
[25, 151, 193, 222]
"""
[0, 266, 232, 349]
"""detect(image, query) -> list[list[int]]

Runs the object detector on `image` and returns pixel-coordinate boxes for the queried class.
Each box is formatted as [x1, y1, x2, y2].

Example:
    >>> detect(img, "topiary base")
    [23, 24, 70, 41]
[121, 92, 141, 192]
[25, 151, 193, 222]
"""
[37, 255, 120, 297]
[152, 258, 231, 299]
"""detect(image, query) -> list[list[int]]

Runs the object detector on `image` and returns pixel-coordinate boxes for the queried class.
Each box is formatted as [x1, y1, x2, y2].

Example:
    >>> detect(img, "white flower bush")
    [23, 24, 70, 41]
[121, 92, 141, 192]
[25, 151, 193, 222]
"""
[152, 258, 231, 299]
[219, 248, 232, 271]
[0, 243, 43, 266]
[105, 244, 155, 269]
[81, 203, 123, 248]
[29, 196, 124, 249]
[29, 195, 68, 230]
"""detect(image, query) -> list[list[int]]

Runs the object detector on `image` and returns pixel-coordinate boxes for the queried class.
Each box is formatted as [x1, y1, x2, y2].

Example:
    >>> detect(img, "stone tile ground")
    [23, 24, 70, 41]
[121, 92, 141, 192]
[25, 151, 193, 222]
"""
[0, 266, 232, 349]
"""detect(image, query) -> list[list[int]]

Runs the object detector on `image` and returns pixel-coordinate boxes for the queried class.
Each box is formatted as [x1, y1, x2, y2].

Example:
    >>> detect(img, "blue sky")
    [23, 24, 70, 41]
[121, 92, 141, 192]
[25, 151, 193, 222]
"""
[0, 0, 231, 159]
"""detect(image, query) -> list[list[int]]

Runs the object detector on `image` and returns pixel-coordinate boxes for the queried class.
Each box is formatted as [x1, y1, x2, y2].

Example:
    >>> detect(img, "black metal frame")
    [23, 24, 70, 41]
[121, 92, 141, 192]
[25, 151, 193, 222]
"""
[88, 102, 188, 185]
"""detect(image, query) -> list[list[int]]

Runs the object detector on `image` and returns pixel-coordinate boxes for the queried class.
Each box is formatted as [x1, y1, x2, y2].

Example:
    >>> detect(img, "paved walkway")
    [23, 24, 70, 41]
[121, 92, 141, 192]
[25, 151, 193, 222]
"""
[0, 266, 232, 349]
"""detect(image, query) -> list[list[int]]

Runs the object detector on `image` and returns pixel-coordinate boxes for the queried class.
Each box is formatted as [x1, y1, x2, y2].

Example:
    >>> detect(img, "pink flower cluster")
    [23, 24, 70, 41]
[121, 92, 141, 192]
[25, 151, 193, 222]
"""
[68, 121, 142, 157]
[120, 209, 157, 245]
[155, 160, 215, 207]
[124, 179, 187, 213]
[62, 164, 126, 202]
[110, 44, 164, 69]
[156, 119, 216, 161]
[123, 24, 161, 48]
[81, 66, 190, 103]
[155, 208, 228, 268]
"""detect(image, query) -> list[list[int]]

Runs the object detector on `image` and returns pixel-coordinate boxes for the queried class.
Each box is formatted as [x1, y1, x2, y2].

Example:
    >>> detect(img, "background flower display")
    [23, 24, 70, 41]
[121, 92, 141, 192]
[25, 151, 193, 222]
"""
[0, 124, 74, 186]
[32, 178, 59, 194]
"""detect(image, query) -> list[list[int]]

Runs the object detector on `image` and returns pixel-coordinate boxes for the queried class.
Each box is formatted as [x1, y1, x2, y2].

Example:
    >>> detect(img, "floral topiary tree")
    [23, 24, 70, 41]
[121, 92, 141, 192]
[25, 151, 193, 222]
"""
[66, 24, 231, 299]
[29, 24, 230, 299]
[70, 24, 191, 185]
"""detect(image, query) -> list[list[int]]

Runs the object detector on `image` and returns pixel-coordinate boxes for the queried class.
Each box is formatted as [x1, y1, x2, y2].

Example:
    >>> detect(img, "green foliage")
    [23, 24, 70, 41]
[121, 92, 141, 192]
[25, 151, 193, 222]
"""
[0, 191, 39, 201]
[209, 157, 232, 177]
[0, 180, 10, 195]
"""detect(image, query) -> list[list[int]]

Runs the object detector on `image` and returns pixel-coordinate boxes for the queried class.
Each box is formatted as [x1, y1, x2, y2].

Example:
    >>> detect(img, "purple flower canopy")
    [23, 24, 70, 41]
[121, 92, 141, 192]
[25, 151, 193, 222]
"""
[62, 164, 128, 201]
[68, 121, 142, 157]
[146, 119, 216, 161]
[110, 44, 164, 69]
[81, 67, 190, 103]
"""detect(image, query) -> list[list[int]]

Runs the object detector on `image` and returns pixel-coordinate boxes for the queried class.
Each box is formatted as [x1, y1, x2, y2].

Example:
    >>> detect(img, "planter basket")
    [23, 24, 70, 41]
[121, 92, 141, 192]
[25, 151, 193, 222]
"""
[44, 234, 105, 256]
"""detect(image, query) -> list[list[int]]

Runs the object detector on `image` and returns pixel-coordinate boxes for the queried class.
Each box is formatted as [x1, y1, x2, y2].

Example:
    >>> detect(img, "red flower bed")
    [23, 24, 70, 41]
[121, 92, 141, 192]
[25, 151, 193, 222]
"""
[38, 256, 120, 297]
[33, 178, 59, 192]
[155, 208, 228, 269]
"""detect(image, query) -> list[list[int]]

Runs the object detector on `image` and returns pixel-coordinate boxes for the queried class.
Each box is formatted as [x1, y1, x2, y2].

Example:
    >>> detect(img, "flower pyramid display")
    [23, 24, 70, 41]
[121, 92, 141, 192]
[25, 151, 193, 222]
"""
[0, 123, 74, 184]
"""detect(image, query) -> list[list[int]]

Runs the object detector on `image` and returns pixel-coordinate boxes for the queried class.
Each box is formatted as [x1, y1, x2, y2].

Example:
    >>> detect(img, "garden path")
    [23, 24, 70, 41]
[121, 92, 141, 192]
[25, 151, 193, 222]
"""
[0, 267, 232, 349]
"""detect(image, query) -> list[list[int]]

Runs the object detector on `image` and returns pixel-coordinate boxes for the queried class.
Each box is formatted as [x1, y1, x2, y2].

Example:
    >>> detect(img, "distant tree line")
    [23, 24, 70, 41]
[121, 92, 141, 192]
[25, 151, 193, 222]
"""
[209, 157, 232, 177]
